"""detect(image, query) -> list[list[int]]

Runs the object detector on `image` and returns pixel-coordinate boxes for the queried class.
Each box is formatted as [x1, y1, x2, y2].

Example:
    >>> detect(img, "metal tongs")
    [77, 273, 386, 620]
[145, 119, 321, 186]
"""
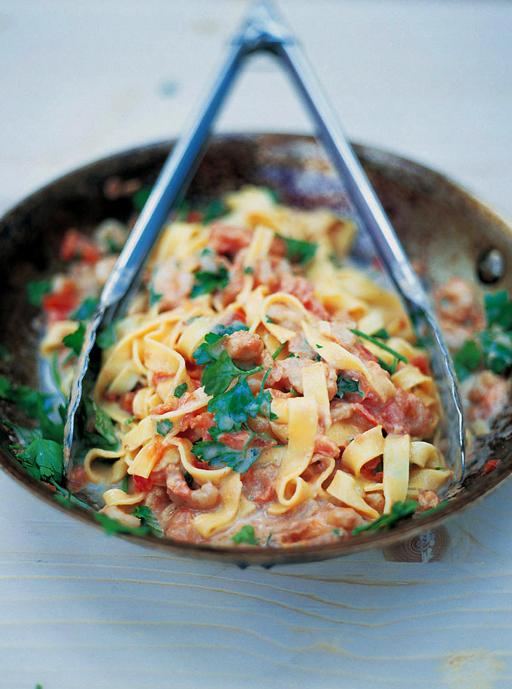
[64, 0, 465, 482]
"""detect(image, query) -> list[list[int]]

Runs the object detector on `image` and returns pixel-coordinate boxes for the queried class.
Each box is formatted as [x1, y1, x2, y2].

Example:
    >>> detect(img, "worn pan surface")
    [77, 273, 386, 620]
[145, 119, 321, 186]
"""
[0, 133, 510, 566]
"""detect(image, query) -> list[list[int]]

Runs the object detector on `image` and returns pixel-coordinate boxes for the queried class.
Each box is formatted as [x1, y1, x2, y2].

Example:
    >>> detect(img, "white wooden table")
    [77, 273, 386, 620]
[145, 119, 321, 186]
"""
[1, 2, 511, 687]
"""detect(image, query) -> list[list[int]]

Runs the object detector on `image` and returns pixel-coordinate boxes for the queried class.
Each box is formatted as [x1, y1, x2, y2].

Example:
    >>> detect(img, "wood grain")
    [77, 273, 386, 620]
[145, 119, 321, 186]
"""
[1, 1, 512, 688]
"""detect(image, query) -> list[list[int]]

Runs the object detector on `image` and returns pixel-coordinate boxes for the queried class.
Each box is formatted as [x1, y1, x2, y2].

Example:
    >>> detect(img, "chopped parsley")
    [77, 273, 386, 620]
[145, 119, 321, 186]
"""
[132, 185, 152, 212]
[94, 512, 150, 537]
[453, 289, 512, 380]
[453, 339, 482, 381]
[149, 284, 162, 307]
[192, 439, 261, 474]
[336, 375, 364, 399]
[70, 296, 98, 321]
[232, 525, 259, 545]
[485, 290, 512, 330]
[193, 321, 248, 366]
[133, 505, 163, 536]
[18, 437, 64, 483]
[83, 396, 119, 450]
[26, 280, 52, 307]
[62, 322, 86, 357]
[201, 198, 229, 224]
[332, 528, 342, 538]
[271, 342, 286, 360]
[352, 500, 417, 535]
[174, 382, 187, 398]
[207, 374, 271, 433]
[191, 265, 229, 298]
[351, 328, 408, 364]
[372, 328, 390, 341]
[244, 266, 254, 275]
[97, 322, 117, 350]
[278, 235, 318, 265]
[156, 419, 173, 436]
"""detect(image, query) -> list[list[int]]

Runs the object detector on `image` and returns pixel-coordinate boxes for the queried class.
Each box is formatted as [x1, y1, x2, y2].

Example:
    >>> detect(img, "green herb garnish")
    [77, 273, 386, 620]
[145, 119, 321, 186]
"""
[97, 322, 117, 350]
[133, 505, 163, 536]
[149, 284, 162, 307]
[62, 322, 86, 357]
[191, 265, 229, 298]
[453, 339, 482, 381]
[202, 198, 229, 224]
[352, 500, 417, 535]
[232, 525, 259, 545]
[278, 235, 318, 265]
[26, 280, 52, 307]
[351, 328, 408, 364]
[192, 440, 261, 474]
[336, 376, 364, 399]
[174, 383, 188, 398]
[271, 342, 286, 360]
[156, 419, 173, 436]
[94, 512, 150, 537]
[70, 296, 98, 321]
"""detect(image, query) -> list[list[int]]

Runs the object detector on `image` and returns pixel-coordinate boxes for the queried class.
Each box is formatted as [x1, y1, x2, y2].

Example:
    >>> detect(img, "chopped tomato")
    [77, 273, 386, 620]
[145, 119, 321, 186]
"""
[42, 279, 78, 320]
[411, 355, 430, 375]
[120, 391, 136, 414]
[60, 229, 101, 264]
[483, 459, 501, 475]
[133, 475, 154, 491]
[186, 211, 203, 223]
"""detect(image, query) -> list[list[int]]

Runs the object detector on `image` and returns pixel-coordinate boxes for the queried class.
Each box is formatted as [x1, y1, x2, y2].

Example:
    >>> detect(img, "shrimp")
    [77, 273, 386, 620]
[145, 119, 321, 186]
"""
[165, 463, 220, 510]
[152, 257, 194, 309]
[434, 277, 485, 349]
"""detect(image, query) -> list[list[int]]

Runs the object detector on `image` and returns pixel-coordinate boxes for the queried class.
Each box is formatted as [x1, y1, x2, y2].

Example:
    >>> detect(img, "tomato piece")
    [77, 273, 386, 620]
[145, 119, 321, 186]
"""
[411, 355, 430, 375]
[483, 459, 501, 475]
[42, 279, 78, 320]
[120, 391, 136, 413]
[60, 229, 101, 264]
[133, 475, 154, 492]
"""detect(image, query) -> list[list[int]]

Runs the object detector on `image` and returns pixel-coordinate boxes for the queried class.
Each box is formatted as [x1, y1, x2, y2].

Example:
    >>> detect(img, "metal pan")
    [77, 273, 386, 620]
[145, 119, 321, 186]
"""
[0, 133, 510, 566]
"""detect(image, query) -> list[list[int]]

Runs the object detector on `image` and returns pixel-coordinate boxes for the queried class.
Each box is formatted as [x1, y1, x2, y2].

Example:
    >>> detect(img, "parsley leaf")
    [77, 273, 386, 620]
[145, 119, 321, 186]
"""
[278, 235, 318, 265]
[94, 512, 150, 536]
[70, 296, 98, 321]
[62, 322, 86, 357]
[97, 322, 117, 349]
[149, 284, 162, 307]
[480, 327, 512, 374]
[208, 376, 268, 433]
[232, 525, 259, 545]
[133, 505, 163, 536]
[336, 376, 364, 399]
[156, 419, 173, 436]
[202, 198, 228, 224]
[202, 350, 252, 396]
[453, 339, 482, 381]
[191, 265, 229, 298]
[372, 328, 390, 341]
[352, 500, 417, 535]
[174, 382, 187, 398]
[351, 328, 408, 364]
[132, 185, 152, 212]
[484, 290, 512, 330]
[191, 440, 261, 473]
[26, 280, 52, 306]
[193, 322, 248, 365]
[18, 437, 63, 483]
[272, 342, 286, 360]
[83, 397, 119, 450]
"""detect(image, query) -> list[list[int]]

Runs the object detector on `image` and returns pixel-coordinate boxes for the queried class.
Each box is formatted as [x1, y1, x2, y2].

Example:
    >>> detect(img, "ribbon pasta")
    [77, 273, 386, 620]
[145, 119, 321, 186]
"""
[43, 185, 452, 545]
